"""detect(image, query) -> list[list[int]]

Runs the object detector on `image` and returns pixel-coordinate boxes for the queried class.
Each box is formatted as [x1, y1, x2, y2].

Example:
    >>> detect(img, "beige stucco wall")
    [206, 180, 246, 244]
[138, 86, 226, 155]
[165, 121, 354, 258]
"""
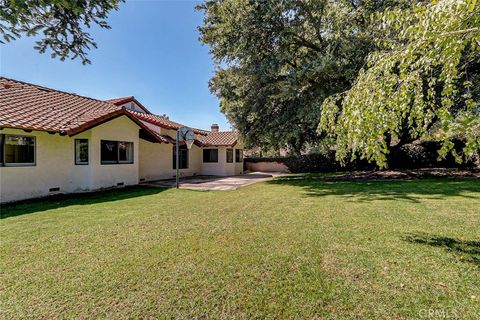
[139, 140, 203, 181]
[201, 145, 244, 176]
[138, 127, 204, 181]
[0, 116, 140, 203]
[137, 126, 245, 179]
[140, 141, 245, 180]
[233, 146, 245, 175]
[89, 116, 140, 188]
[202, 146, 228, 176]
[235, 160, 244, 175]
[245, 161, 289, 173]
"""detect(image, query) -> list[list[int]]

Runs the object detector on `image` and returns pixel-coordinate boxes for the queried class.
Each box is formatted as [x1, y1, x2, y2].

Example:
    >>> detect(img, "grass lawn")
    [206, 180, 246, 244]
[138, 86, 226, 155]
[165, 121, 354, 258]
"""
[1, 176, 479, 319]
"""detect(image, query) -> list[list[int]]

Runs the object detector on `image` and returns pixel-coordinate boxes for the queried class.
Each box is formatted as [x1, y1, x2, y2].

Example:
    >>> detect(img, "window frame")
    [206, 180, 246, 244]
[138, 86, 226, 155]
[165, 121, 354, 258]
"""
[74, 139, 89, 165]
[235, 149, 243, 162]
[226, 148, 233, 163]
[173, 145, 189, 169]
[118, 141, 134, 164]
[203, 148, 219, 163]
[100, 140, 134, 165]
[1, 134, 36, 167]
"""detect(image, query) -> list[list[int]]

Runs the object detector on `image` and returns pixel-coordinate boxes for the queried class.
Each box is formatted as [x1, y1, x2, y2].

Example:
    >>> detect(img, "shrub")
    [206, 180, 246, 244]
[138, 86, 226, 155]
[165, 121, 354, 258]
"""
[246, 152, 374, 173]
[245, 140, 477, 173]
[388, 140, 477, 169]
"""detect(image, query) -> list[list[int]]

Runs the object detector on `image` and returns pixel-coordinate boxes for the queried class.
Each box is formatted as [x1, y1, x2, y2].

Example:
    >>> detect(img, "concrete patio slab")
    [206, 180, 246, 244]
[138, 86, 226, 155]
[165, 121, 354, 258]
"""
[143, 172, 279, 190]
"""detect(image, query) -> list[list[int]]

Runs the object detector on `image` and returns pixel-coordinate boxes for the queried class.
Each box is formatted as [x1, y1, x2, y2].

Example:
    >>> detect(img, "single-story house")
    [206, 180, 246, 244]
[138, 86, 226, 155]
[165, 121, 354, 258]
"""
[0, 77, 244, 203]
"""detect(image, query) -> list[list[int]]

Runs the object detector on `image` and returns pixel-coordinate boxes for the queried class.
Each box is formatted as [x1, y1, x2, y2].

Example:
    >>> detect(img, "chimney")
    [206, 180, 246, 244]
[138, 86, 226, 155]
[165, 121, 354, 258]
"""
[211, 124, 219, 133]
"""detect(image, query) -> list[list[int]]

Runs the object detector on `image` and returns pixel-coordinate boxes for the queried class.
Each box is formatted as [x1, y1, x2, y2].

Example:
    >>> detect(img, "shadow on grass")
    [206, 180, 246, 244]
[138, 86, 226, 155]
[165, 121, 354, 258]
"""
[267, 175, 480, 203]
[403, 233, 480, 267]
[1, 186, 167, 219]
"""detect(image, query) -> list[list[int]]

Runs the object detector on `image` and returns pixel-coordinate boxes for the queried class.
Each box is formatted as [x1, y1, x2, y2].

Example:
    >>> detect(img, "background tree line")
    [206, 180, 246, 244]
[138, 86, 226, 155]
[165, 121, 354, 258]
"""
[197, 0, 479, 167]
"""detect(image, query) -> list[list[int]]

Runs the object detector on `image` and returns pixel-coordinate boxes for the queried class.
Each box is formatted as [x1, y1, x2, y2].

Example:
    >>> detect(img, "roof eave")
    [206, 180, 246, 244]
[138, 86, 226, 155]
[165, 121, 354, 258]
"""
[66, 109, 125, 136]
[125, 110, 209, 136]
[67, 110, 165, 143]
[109, 97, 151, 114]
[202, 142, 237, 147]
[0, 124, 58, 134]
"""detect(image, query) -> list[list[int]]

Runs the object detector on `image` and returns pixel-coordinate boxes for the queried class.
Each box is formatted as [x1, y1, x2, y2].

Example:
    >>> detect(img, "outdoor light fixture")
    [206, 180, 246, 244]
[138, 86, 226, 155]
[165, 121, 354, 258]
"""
[176, 126, 195, 189]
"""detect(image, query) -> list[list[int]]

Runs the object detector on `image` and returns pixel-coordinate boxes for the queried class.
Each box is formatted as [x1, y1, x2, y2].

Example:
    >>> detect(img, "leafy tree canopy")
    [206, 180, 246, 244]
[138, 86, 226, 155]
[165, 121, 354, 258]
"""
[198, 0, 406, 154]
[0, 0, 123, 64]
[319, 0, 480, 167]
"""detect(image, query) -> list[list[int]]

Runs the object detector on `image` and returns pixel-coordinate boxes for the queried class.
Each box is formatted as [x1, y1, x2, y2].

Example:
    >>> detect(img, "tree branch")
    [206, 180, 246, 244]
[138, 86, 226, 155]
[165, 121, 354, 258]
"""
[284, 31, 322, 52]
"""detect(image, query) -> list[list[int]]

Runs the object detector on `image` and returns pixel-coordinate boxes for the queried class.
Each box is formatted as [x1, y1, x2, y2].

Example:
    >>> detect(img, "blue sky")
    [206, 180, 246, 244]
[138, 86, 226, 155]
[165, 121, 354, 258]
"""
[0, 0, 230, 131]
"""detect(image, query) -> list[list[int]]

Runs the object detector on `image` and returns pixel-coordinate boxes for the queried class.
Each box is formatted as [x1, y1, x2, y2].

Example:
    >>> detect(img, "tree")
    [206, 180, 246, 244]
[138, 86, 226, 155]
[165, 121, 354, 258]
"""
[319, 0, 480, 167]
[0, 0, 123, 64]
[198, 0, 407, 154]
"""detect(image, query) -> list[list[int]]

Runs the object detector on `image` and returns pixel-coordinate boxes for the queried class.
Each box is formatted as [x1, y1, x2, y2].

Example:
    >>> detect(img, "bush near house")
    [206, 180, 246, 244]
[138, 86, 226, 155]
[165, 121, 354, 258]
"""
[246, 141, 478, 173]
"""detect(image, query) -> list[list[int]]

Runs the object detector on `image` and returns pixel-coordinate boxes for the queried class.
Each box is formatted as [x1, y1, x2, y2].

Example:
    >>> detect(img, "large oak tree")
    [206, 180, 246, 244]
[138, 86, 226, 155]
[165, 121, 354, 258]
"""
[198, 0, 408, 154]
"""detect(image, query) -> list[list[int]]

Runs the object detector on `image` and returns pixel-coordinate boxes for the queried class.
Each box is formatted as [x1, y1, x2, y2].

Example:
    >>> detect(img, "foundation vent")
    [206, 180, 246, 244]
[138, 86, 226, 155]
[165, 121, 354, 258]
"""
[49, 187, 60, 192]
[116, 182, 125, 187]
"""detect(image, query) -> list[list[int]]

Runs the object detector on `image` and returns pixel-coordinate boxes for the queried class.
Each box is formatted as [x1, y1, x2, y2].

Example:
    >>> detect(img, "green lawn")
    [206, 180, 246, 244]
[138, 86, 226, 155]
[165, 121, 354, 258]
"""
[1, 177, 479, 319]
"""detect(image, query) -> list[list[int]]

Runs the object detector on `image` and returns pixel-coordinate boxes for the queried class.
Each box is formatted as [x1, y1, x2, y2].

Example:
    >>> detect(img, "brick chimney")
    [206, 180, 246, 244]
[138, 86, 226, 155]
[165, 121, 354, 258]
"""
[211, 124, 219, 133]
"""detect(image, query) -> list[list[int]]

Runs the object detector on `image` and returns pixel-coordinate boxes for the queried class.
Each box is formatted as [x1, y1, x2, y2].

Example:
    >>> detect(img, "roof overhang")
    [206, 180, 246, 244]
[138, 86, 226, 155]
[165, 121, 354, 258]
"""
[201, 141, 238, 147]
[108, 96, 151, 114]
[127, 110, 209, 136]
[67, 109, 165, 143]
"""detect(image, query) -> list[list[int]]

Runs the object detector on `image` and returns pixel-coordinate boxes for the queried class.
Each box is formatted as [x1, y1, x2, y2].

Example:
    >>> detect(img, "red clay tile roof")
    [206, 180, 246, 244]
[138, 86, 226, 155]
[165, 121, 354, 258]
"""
[140, 119, 209, 146]
[127, 110, 209, 136]
[140, 120, 209, 146]
[138, 120, 176, 144]
[0, 77, 162, 142]
[200, 131, 238, 146]
[106, 96, 134, 104]
[107, 96, 151, 114]
[0, 77, 228, 147]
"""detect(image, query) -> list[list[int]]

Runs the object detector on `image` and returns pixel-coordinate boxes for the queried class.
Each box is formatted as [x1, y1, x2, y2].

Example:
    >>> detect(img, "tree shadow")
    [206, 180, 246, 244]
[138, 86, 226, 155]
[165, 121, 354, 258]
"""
[0, 186, 168, 219]
[403, 233, 480, 267]
[266, 175, 480, 203]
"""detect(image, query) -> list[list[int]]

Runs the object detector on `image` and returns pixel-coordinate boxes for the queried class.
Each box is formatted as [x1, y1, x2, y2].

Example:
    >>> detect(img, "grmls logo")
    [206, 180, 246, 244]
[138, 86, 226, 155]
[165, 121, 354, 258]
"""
[418, 308, 459, 319]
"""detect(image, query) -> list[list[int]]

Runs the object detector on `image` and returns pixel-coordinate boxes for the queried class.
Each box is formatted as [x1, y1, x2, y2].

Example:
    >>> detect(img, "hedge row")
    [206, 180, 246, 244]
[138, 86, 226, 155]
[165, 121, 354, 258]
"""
[245, 141, 477, 173]
[245, 152, 373, 173]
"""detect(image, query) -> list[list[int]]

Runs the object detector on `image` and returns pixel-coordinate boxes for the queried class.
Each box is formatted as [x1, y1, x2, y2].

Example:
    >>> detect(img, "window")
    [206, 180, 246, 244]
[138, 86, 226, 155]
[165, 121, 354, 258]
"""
[1, 134, 35, 166]
[118, 141, 134, 163]
[101, 140, 118, 164]
[101, 140, 133, 164]
[226, 148, 233, 163]
[203, 149, 218, 163]
[235, 149, 243, 162]
[173, 145, 189, 169]
[75, 139, 89, 165]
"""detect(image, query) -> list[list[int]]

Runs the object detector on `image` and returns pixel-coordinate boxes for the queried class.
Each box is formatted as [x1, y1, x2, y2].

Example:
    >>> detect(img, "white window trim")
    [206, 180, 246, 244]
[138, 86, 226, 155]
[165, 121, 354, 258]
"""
[75, 139, 89, 165]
